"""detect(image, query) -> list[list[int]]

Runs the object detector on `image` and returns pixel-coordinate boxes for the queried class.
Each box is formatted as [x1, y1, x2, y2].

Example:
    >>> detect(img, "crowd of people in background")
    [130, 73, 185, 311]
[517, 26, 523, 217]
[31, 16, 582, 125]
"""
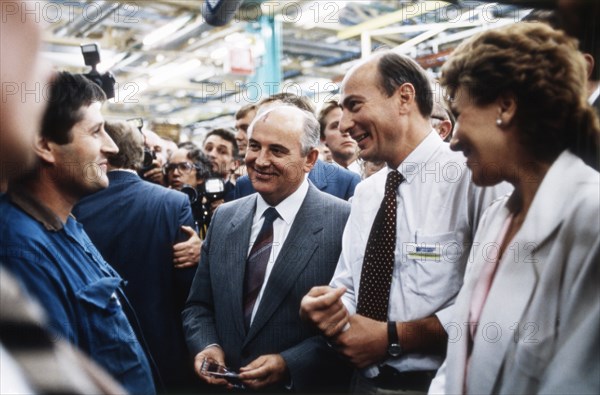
[1, 0, 599, 394]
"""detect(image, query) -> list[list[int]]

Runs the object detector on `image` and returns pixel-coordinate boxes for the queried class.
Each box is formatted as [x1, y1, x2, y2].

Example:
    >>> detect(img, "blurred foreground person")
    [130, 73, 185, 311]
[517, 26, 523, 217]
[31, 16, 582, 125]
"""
[0, 4, 127, 393]
[430, 22, 600, 395]
[0, 72, 155, 394]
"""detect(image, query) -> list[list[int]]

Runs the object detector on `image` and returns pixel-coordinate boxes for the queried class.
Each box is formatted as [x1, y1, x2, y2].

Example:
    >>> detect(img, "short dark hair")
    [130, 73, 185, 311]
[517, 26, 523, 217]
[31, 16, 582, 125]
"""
[177, 141, 199, 151]
[204, 128, 238, 158]
[186, 147, 212, 180]
[104, 121, 144, 170]
[41, 71, 106, 145]
[376, 53, 433, 118]
[235, 103, 257, 120]
[317, 99, 341, 140]
[558, 1, 600, 81]
[258, 92, 316, 114]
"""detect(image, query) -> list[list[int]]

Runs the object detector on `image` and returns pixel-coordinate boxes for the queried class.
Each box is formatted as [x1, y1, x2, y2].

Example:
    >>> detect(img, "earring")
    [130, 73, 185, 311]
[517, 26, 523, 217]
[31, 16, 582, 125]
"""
[496, 118, 502, 126]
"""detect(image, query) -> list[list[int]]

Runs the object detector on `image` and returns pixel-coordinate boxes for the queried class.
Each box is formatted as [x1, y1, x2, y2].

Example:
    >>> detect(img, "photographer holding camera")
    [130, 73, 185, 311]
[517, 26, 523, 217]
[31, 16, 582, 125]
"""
[139, 129, 169, 186]
[166, 145, 223, 239]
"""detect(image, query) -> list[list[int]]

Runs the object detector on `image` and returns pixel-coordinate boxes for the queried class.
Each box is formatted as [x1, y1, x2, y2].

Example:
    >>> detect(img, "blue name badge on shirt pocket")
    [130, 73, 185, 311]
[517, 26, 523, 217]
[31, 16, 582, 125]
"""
[405, 242, 442, 261]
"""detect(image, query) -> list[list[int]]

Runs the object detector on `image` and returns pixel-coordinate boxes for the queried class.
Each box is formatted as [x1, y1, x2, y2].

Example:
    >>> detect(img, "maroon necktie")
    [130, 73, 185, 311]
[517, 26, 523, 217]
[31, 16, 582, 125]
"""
[243, 207, 279, 329]
[356, 170, 404, 321]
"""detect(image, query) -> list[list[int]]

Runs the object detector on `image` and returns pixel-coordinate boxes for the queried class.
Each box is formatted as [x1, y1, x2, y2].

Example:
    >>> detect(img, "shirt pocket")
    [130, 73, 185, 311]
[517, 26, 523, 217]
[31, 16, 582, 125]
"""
[403, 231, 463, 303]
[75, 278, 145, 374]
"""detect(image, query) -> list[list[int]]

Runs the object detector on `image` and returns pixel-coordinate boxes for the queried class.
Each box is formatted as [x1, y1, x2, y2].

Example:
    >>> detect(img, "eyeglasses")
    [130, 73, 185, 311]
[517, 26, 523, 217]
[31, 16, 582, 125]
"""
[164, 162, 197, 174]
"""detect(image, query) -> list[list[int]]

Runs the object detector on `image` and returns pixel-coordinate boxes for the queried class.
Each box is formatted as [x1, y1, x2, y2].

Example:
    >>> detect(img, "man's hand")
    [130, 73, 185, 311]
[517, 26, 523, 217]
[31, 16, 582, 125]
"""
[193, 346, 230, 387]
[209, 198, 225, 213]
[143, 161, 165, 185]
[238, 354, 289, 390]
[332, 314, 387, 369]
[173, 226, 201, 268]
[300, 286, 349, 338]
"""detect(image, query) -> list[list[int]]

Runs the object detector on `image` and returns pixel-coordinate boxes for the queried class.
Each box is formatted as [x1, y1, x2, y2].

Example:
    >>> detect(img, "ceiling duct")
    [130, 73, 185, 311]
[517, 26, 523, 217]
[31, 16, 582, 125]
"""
[54, 1, 121, 37]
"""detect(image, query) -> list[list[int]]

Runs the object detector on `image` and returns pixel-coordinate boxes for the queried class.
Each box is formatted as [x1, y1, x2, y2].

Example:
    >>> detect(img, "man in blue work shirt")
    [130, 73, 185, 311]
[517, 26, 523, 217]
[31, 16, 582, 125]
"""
[0, 71, 155, 394]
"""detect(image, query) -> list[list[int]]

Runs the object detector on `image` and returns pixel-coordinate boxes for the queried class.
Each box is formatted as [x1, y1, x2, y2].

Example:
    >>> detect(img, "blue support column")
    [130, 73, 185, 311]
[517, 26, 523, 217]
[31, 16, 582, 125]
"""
[246, 14, 282, 101]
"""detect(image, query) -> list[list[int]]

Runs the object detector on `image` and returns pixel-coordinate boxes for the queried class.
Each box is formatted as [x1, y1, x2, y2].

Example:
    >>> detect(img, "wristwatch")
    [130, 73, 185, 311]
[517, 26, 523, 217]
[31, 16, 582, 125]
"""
[387, 321, 402, 357]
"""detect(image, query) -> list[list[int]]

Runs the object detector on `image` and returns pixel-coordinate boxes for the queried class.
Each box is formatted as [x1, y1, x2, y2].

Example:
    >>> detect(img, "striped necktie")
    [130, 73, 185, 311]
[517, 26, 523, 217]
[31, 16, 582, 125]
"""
[243, 207, 279, 329]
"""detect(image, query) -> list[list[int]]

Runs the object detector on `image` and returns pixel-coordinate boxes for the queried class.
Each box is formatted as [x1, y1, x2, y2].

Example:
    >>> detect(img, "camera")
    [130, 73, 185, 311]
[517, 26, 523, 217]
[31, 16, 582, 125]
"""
[81, 43, 116, 99]
[203, 178, 226, 202]
[141, 149, 157, 172]
[180, 178, 225, 237]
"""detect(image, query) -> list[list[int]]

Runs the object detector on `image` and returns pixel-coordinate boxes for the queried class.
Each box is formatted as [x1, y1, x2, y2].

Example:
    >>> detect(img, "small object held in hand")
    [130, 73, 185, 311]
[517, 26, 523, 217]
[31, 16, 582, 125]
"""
[201, 358, 245, 389]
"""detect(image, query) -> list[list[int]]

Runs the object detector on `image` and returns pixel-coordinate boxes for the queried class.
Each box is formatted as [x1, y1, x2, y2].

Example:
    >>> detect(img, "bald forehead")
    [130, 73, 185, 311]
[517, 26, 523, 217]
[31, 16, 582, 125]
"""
[341, 55, 381, 92]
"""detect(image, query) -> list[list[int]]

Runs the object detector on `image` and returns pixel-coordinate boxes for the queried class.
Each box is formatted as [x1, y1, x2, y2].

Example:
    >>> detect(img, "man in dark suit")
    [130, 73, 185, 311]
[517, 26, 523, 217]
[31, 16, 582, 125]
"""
[182, 105, 352, 392]
[73, 121, 198, 392]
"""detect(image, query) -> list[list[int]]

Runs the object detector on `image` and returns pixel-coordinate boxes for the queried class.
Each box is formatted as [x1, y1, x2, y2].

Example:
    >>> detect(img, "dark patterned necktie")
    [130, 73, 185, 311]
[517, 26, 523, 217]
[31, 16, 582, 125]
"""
[356, 170, 404, 321]
[243, 207, 279, 329]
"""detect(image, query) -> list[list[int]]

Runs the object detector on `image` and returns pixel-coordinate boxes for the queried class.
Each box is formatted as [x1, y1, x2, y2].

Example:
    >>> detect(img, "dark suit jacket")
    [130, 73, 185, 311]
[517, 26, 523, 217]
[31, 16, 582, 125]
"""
[182, 184, 352, 392]
[234, 159, 360, 201]
[73, 171, 197, 391]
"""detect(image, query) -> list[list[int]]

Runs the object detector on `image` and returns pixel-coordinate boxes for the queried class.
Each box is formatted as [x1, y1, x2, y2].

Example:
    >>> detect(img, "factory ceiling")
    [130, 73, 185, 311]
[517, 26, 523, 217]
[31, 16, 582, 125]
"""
[40, 0, 530, 140]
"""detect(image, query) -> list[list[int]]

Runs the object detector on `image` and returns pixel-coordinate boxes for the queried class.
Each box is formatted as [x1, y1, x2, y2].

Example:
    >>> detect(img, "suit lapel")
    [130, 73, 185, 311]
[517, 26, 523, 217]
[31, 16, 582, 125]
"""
[244, 186, 322, 345]
[223, 196, 257, 338]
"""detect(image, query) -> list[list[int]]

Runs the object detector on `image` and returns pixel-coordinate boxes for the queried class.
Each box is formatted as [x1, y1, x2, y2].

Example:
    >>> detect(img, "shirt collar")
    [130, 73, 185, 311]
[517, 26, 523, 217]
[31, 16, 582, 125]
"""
[255, 176, 309, 226]
[395, 130, 444, 183]
[589, 83, 600, 105]
[109, 168, 138, 175]
[7, 185, 64, 231]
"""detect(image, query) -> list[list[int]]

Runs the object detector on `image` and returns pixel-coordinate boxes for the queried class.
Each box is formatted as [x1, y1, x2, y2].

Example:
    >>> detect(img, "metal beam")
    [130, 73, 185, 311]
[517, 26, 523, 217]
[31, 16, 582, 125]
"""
[337, 1, 450, 40]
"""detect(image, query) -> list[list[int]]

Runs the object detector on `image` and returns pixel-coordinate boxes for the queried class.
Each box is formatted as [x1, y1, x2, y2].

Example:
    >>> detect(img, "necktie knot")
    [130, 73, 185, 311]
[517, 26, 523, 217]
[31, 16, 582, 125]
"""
[263, 207, 279, 224]
[386, 170, 403, 193]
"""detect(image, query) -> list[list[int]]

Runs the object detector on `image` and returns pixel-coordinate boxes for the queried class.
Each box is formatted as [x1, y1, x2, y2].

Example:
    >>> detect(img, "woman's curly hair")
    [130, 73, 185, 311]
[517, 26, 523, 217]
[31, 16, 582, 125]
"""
[441, 22, 599, 166]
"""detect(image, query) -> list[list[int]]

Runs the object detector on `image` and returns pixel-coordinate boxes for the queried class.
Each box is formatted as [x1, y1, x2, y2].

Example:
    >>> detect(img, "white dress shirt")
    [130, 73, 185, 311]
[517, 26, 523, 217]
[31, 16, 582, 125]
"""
[247, 177, 309, 325]
[330, 131, 512, 377]
[347, 160, 363, 177]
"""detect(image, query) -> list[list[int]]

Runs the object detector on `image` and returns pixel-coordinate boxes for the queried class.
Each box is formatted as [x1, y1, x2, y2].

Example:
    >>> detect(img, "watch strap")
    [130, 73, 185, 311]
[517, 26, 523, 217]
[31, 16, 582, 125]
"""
[388, 321, 399, 345]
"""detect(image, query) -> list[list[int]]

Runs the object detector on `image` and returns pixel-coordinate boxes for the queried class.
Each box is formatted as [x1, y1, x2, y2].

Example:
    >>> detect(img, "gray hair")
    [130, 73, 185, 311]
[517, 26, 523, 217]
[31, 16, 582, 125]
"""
[249, 105, 320, 156]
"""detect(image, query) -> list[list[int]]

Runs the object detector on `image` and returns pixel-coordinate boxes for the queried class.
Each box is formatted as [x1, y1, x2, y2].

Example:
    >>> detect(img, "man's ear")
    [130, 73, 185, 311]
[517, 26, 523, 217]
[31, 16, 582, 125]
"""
[396, 83, 416, 113]
[304, 148, 319, 171]
[437, 120, 453, 141]
[33, 135, 57, 165]
[229, 157, 241, 172]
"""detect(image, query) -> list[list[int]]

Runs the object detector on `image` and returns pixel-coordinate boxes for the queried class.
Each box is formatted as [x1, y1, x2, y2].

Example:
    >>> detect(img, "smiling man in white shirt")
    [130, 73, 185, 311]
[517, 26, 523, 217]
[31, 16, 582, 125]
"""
[300, 51, 510, 393]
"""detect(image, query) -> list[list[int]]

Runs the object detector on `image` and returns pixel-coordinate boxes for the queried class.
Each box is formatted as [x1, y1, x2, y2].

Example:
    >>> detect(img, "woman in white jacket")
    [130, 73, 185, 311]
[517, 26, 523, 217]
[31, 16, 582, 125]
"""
[430, 22, 600, 395]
